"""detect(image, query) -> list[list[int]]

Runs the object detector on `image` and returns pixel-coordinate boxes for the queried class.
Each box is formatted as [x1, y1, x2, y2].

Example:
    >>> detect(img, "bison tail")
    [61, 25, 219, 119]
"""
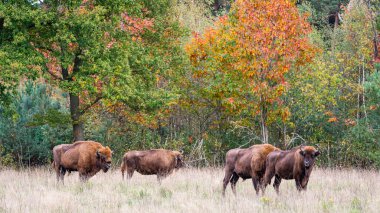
[121, 159, 126, 180]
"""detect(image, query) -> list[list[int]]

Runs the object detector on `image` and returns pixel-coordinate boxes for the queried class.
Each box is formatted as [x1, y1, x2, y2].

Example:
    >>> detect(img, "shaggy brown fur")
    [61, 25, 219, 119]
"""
[52, 141, 112, 183]
[262, 145, 320, 194]
[222, 144, 280, 196]
[120, 149, 184, 183]
[52, 144, 72, 175]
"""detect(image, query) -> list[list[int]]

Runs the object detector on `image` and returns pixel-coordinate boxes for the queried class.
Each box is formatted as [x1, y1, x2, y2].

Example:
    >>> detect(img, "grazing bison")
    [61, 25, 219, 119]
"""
[222, 144, 280, 196]
[262, 145, 320, 194]
[52, 141, 112, 183]
[121, 149, 184, 183]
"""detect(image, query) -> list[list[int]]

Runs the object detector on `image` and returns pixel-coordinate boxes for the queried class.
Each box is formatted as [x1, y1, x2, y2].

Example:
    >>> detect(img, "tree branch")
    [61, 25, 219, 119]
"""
[46, 69, 63, 80]
[72, 50, 83, 74]
[80, 96, 102, 115]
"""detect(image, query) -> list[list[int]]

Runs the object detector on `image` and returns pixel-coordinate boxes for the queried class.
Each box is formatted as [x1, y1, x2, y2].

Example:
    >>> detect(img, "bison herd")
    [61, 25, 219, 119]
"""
[52, 141, 320, 196]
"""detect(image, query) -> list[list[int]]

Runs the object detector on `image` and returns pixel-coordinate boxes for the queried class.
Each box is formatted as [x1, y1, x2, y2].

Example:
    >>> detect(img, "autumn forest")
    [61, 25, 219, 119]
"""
[0, 0, 379, 169]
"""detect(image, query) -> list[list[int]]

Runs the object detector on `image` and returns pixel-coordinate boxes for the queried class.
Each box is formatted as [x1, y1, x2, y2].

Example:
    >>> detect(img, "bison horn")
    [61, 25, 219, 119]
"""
[299, 145, 306, 156]
[315, 144, 321, 150]
[104, 146, 113, 154]
[96, 150, 100, 158]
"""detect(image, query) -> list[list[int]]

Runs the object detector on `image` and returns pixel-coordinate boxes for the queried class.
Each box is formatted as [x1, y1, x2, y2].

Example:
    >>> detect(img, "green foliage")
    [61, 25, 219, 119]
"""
[172, 0, 214, 39]
[365, 71, 380, 128]
[0, 144, 15, 168]
[282, 2, 379, 168]
[343, 122, 380, 168]
[0, 81, 71, 166]
[302, 0, 349, 27]
[0, 0, 188, 141]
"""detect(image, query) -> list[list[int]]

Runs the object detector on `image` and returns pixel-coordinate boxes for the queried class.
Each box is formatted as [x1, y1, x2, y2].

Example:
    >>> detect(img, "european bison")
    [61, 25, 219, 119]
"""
[222, 144, 280, 196]
[262, 145, 320, 194]
[121, 149, 184, 183]
[52, 141, 112, 183]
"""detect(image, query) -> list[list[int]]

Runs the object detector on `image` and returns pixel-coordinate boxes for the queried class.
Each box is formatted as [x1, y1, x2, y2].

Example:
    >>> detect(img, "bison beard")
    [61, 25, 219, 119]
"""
[262, 145, 320, 194]
[52, 141, 112, 183]
[222, 144, 280, 196]
[120, 149, 184, 183]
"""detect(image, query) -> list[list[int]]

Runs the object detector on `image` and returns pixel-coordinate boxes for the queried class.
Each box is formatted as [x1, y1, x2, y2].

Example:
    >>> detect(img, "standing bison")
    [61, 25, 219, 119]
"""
[262, 145, 320, 194]
[52, 141, 112, 183]
[222, 144, 280, 196]
[121, 149, 184, 183]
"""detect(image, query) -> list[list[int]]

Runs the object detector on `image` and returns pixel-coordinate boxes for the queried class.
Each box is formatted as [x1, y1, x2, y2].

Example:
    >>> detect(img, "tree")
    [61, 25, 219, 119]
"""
[186, 0, 316, 143]
[0, 0, 185, 141]
[283, 1, 378, 166]
[0, 81, 71, 166]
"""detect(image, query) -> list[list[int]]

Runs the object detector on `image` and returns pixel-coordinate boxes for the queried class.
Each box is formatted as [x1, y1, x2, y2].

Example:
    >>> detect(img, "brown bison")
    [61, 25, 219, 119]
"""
[262, 145, 320, 194]
[121, 149, 184, 183]
[222, 144, 280, 196]
[52, 141, 112, 183]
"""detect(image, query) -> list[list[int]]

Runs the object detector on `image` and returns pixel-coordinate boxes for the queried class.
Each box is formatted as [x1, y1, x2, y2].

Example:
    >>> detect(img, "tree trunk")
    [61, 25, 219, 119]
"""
[62, 56, 84, 142]
[260, 104, 268, 144]
[365, 0, 379, 59]
[357, 58, 365, 120]
[70, 93, 84, 141]
[157, 120, 165, 144]
[283, 123, 287, 148]
[331, 12, 339, 52]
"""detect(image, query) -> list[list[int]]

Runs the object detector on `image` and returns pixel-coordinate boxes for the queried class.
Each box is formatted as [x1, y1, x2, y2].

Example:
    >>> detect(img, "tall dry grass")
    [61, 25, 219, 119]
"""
[0, 167, 379, 212]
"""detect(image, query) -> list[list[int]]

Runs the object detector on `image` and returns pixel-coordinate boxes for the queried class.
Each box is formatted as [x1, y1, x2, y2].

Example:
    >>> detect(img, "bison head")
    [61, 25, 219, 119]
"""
[173, 151, 184, 169]
[299, 145, 320, 169]
[96, 146, 112, 172]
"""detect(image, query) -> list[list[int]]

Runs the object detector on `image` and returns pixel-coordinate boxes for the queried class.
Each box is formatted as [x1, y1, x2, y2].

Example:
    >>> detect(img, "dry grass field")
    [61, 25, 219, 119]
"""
[0, 167, 379, 213]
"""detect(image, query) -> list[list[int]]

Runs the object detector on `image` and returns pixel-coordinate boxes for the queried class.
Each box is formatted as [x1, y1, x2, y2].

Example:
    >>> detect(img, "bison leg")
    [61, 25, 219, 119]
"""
[157, 175, 164, 184]
[301, 178, 309, 191]
[230, 172, 239, 195]
[59, 167, 66, 184]
[53, 162, 61, 183]
[78, 168, 90, 182]
[121, 160, 127, 180]
[55, 165, 60, 183]
[126, 169, 134, 180]
[157, 171, 171, 184]
[252, 176, 260, 196]
[302, 184, 308, 191]
[273, 174, 281, 194]
[295, 179, 302, 191]
[86, 170, 98, 180]
[79, 173, 88, 182]
[56, 171, 60, 183]
[262, 169, 275, 195]
[222, 167, 234, 196]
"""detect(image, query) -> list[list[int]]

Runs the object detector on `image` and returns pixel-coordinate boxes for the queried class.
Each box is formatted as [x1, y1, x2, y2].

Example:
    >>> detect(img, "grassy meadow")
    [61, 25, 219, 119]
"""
[0, 167, 379, 213]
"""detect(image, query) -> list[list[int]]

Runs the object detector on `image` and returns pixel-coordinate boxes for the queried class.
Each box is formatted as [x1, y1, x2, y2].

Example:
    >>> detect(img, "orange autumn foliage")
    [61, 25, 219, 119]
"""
[185, 0, 317, 122]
